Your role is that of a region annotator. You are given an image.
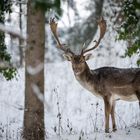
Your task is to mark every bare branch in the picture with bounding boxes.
[0,23,26,41]
[0,61,14,69]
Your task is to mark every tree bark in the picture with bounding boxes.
[24,0,45,139]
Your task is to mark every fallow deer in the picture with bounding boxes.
[50,17,140,133]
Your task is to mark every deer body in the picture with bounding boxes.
[74,65,139,102]
[74,65,140,132]
[50,17,140,133]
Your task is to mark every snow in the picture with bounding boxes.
[0,60,139,139]
[48,128,140,140]
[0,69,24,139]
[58,0,91,27]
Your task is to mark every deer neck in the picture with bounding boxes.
[74,63,102,98]
[74,63,94,87]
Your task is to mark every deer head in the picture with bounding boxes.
[50,17,106,75]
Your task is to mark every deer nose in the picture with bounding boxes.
[73,66,81,72]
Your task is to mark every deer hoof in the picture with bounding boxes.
[113,128,117,132]
[105,129,109,133]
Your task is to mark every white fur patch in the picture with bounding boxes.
[113,94,138,102]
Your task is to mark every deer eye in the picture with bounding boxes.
[79,59,84,63]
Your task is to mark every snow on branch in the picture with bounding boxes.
[0,61,14,69]
[11,0,27,4]
[32,83,51,111]
[32,84,44,103]
[0,23,26,41]
[26,63,44,75]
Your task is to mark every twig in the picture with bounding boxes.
[0,61,15,69]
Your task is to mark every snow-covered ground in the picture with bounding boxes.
[0,59,140,139]
[0,69,24,139]
[48,128,140,140]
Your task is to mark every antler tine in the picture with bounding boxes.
[82,17,106,54]
[50,18,72,53]
[50,18,65,51]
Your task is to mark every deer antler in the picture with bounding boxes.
[50,18,74,54]
[82,17,106,54]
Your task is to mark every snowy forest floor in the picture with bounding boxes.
[0,62,140,140]
[48,127,140,140]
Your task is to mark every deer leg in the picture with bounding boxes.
[111,101,117,132]
[104,96,111,133]
[136,91,140,108]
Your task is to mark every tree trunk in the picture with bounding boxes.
[24,0,45,139]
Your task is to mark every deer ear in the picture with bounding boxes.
[84,53,93,61]
[63,54,72,61]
